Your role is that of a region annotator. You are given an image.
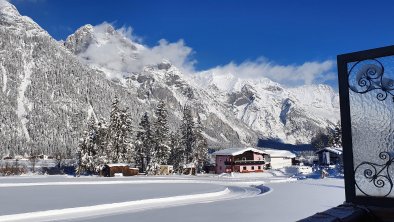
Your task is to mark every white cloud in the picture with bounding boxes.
[78,22,195,80]
[203,58,335,86]
[79,22,335,86]
[141,39,196,72]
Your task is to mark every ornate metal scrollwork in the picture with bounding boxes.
[348,59,394,102]
[355,151,394,197]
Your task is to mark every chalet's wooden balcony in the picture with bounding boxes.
[224,160,265,165]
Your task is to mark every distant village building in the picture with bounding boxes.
[101,164,139,177]
[315,147,343,165]
[182,163,196,175]
[212,147,269,174]
[263,149,296,169]
[159,165,174,175]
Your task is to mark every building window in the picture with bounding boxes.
[251,166,255,170]
[219,166,222,170]
[258,166,261,170]
[243,166,246,170]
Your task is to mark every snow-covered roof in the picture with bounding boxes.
[316,147,343,155]
[106,163,129,167]
[212,147,268,156]
[262,149,296,158]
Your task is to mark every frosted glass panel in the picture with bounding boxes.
[348,56,394,197]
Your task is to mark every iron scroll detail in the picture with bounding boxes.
[348,59,394,102]
[355,152,394,197]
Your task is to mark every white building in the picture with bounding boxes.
[263,149,296,169]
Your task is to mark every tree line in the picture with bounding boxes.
[76,97,209,175]
[310,121,342,150]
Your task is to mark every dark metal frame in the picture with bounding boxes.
[338,45,394,207]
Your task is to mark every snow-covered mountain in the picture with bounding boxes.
[64,23,339,145]
[0,0,147,156]
[192,72,339,144]
[63,22,261,145]
[0,0,339,157]
[0,0,260,157]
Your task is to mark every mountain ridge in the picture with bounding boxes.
[64,22,340,145]
[0,0,339,157]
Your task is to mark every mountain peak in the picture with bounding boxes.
[64,24,95,54]
[101,23,116,35]
[158,59,172,70]
[77,24,94,32]
[0,0,19,17]
[64,23,139,56]
[0,0,47,37]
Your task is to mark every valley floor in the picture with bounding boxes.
[0,173,344,222]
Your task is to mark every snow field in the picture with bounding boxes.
[0,176,269,222]
[0,188,234,221]
[74,177,345,222]
[0,175,344,222]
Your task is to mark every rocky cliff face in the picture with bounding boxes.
[188,71,339,144]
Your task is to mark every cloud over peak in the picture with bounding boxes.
[203,59,335,86]
[68,22,195,79]
[69,22,335,87]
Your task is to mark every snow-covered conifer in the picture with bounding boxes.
[134,112,154,173]
[107,97,121,163]
[153,100,170,166]
[118,108,133,163]
[193,114,208,172]
[168,131,185,173]
[331,121,342,148]
[180,105,195,164]
[107,97,133,163]
[95,118,109,166]
[76,118,99,175]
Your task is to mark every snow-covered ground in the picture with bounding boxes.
[0,173,344,222]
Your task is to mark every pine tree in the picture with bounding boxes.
[333,121,342,148]
[118,108,133,163]
[107,97,133,163]
[95,118,109,165]
[311,127,333,150]
[180,105,196,164]
[329,121,342,148]
[134,112,154,173]
[193,115,208,173]
[153,100,170,166]
[107,96,121,163]
[76,118,99,175]
[133,134,144,172]
[168,131,185,173]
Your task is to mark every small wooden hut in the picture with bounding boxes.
[159,165,173,175]
[101,164,139,177]
[182,163,196,175]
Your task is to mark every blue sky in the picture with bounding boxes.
[10,0,394,87]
